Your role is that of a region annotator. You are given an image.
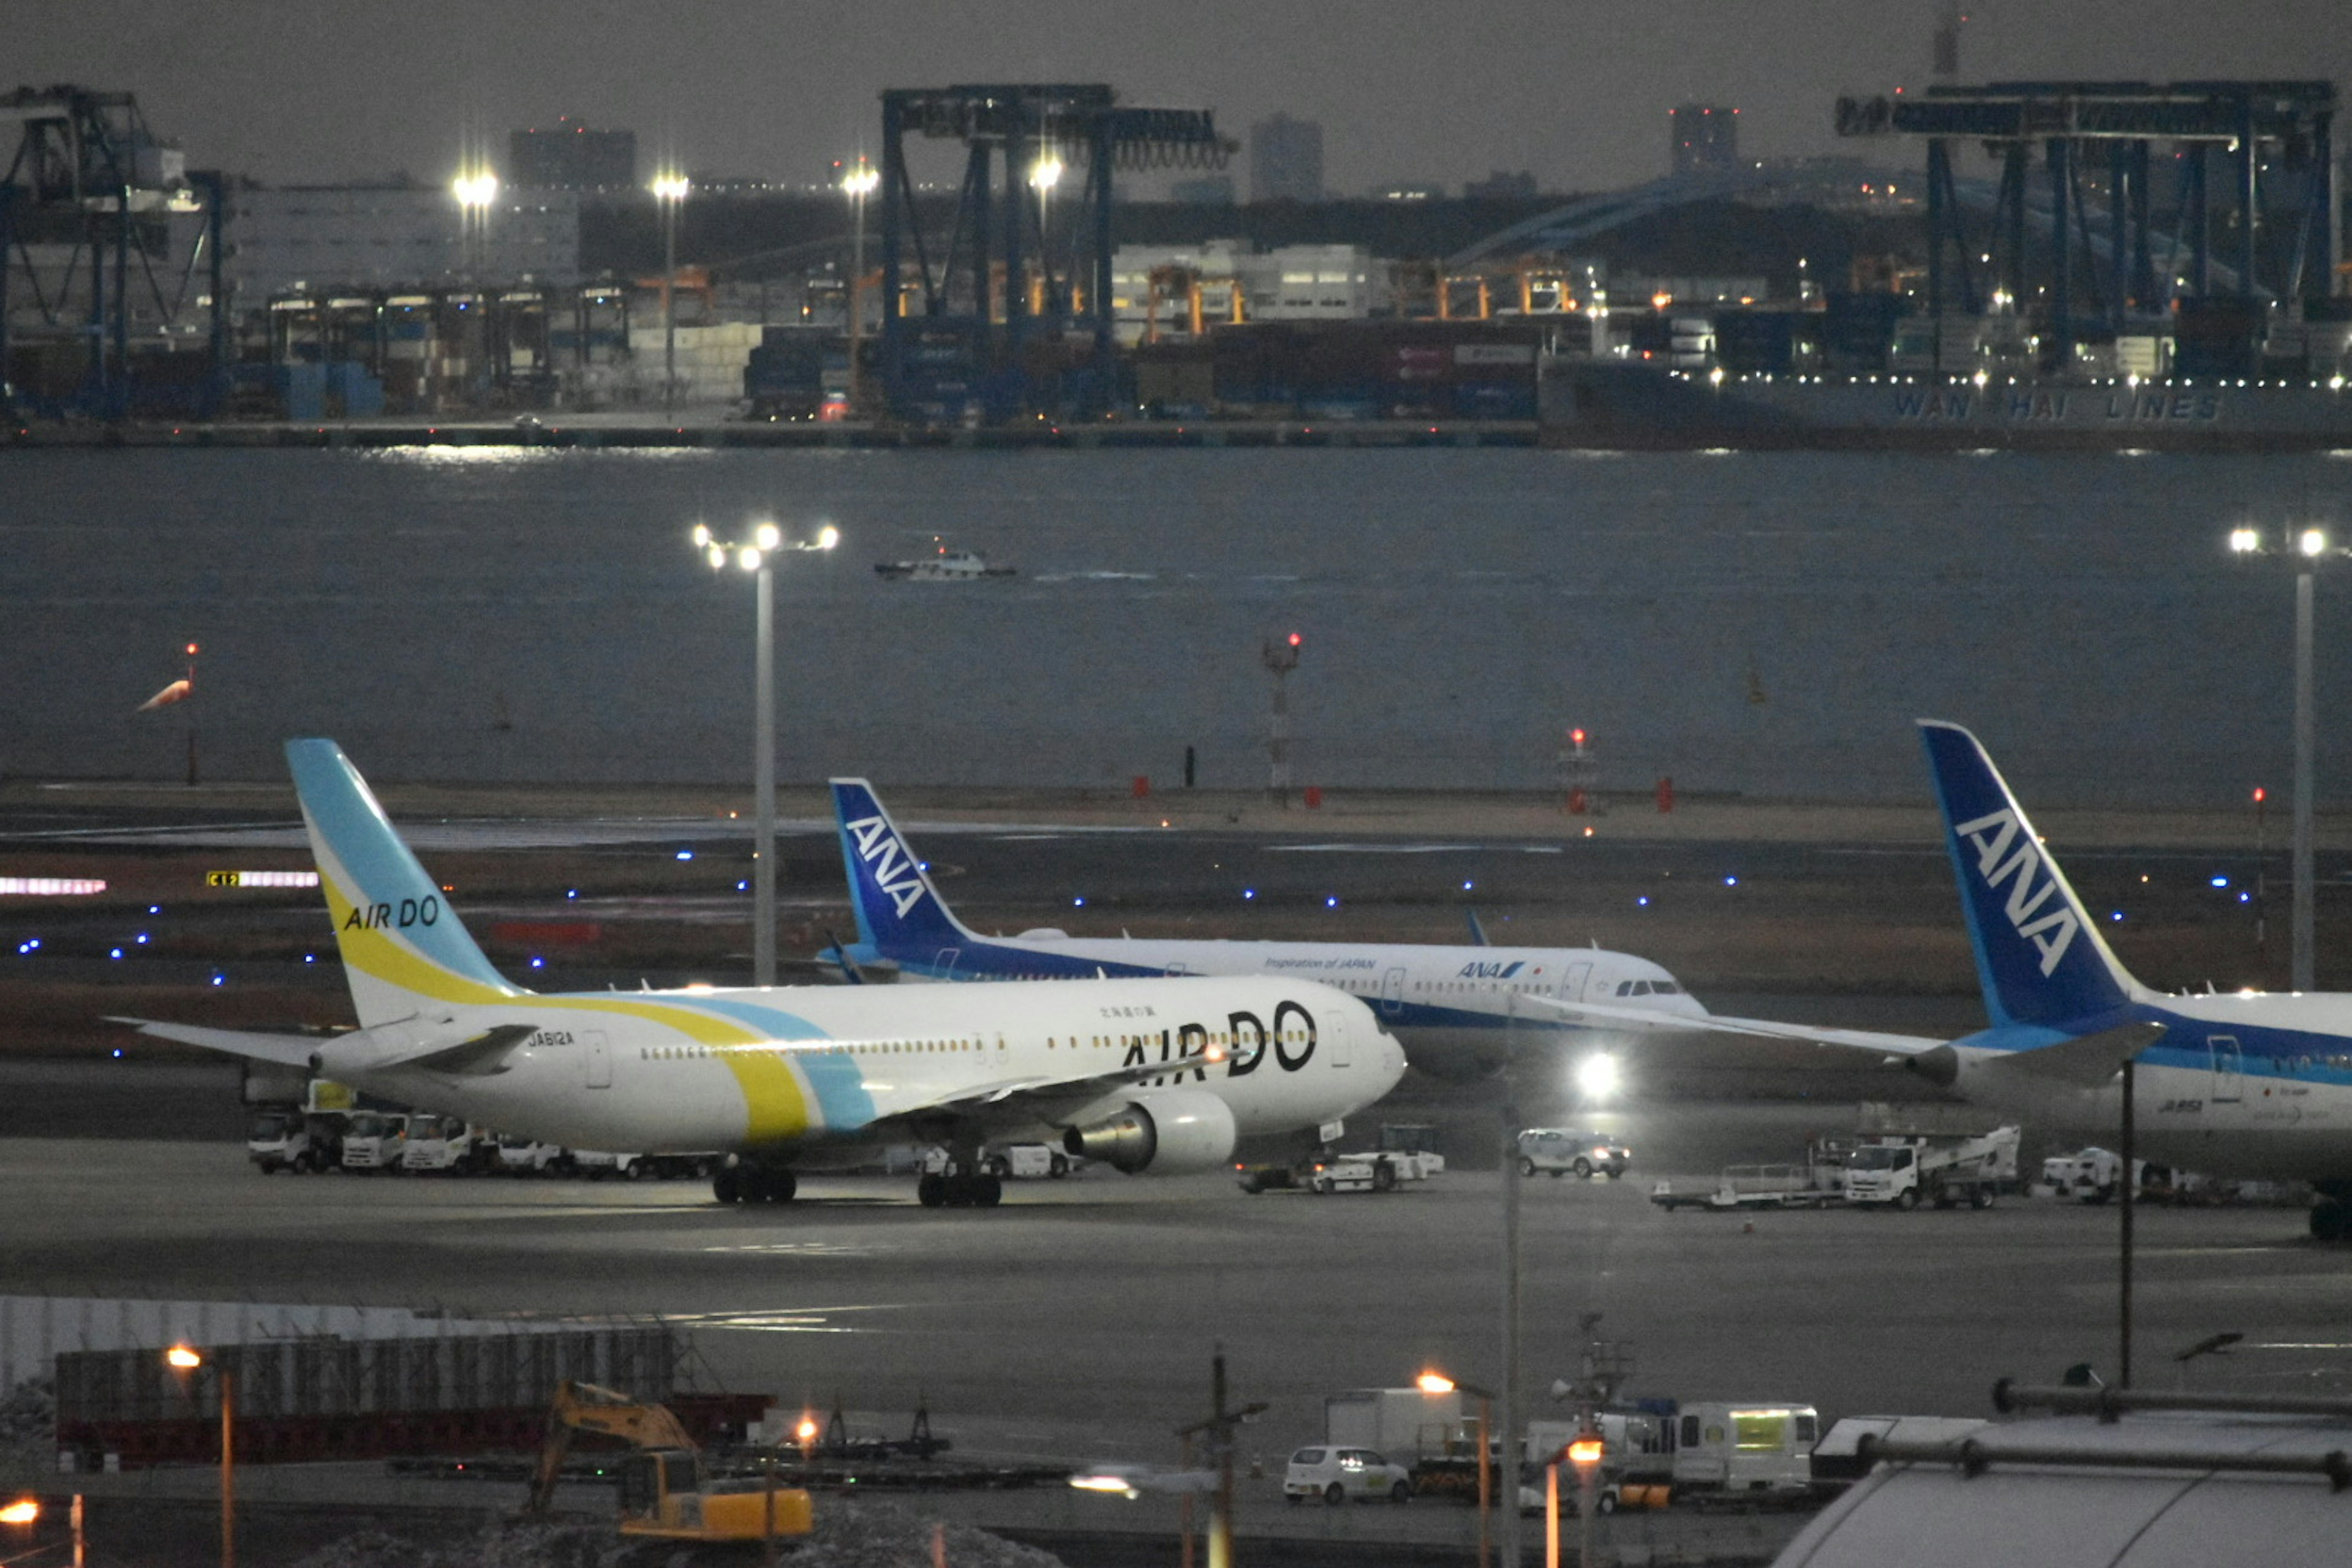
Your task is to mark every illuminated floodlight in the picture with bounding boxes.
[2229,527,2261,554]
[736,546,763,573]
[2299,527,2329,558]
[1415,1372,1457,1394]
[692,522,713,548]
[816,524,841,551]
[651,173,692,203]
[1069,1472,1140,1498]
[0,1500,36,1525]
[165,1343,204,1370]
[1575,1052,1620,1101]
[1567,1436,1605,1466]
[753,521,783,552]
[451,172,499,209]
[840,160,880,198]
[1030,156,1065,192]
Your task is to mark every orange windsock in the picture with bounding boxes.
[136,678,193,713]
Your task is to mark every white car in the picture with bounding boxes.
[1284,1446,1414,1505]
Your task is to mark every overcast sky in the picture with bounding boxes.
[18,1,2352,196]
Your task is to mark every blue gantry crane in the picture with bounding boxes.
[875,84,1228,424]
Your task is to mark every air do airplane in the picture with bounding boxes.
[827,780,1729,1081]
[116,741,1406,1211]
[1615,721,2352,1236]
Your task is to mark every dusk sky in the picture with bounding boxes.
[19,1,2352,197]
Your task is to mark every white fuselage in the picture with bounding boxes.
[320,975,1404,1164]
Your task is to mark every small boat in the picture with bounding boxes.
[874,546,1017,582]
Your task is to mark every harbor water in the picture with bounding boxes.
[5,444,2349,805]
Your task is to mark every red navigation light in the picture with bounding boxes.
[2253,786,2267,804]
[1287,632,1302,647]
[185,642,201,656]
[1570,728,1586,747]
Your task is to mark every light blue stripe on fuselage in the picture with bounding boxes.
[547,988,880,1130]
[1962,1003,2352,1090]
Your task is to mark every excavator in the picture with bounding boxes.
[528,1380,813,1545]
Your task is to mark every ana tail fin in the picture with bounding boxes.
[830,779,973,957]
[1917,720,2137,1028]
[285,739,522,1026]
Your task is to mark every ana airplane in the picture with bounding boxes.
[1613,720,2352,1235]
[116,741,1407,1211]
[826,779,1709,1080]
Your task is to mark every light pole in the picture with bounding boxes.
[2230,524,2338,991]
[652,174,691,414]
[1417,1372,1494,1568]
[165,1343,233,1568]
[840,159,879,411]
[451,170,498,277]
[1029,154,1065,317]
[1263,632,1302,805]
[693,519,839,986]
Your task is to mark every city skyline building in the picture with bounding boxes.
[508,118,636,190]
[1250,113,1324,203]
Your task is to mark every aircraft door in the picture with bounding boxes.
[1559,961,1591,1001]
[933,948,961,980]
[2209,1036,2244,1103]
[584,1031,611,1089]
[1381,968,1407,1017]
[1327,1009,1353,1068]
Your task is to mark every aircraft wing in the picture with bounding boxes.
[1512,993,1947,1055]
[107,1017,325,1068]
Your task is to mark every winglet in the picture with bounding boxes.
[1465,909,1491,947]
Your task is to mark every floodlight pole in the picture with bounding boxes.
[1498,992,1523,1568]
[754,557,777,986]
[2293,564,2315,992]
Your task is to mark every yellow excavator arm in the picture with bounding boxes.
[528,1380,700,1514]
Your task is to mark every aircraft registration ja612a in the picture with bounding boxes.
[118,741,1407,1211]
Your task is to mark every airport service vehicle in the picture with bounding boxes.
[1842,1126,2019,1211]
[496,1134,566,1175]
[116,741,1406,1214]
[824,780,1711,1079]
[529,1380,811,1545]
[246,1107,343,1173]
[1324,1387,1466,1462]
[1283,1447,1414,1505]
[1666,1403,1817,1499]
[400,1115,491,1174]
[568,1149,647,1180]
[1651,1162,1843,1212]
[979,1143,1072,1179]
[1607,720,2352,1240]
[339,1110,410,1172]
[1518,1127,1629,1178]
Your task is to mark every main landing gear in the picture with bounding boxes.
[917,1169,1003,1209]
[712,1161,797,1204]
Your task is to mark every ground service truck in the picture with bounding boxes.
[1842,1126,2019,1210]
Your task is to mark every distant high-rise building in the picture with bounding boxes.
[1251,114,1324,204]
[1670,104,1738,176]
[508,118,637,190]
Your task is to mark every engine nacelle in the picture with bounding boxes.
[1063,1091,1238,1175]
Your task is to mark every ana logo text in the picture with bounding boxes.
[843,815,928,920]
[1458,960,1525,979]
[342,895,439,932]
[1950,807,2079,977]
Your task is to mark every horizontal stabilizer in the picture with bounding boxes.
[393,1023,537,1076]
[1983,1020,2167,1087]
[106,1017,325,1068]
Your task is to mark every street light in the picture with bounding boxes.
[165,1343,234,1568]
[692,519,840,985]
[840,159,880,410]
[1416,1372,1495,1568]
[2229,524,2342,991]
[651,173,692,414]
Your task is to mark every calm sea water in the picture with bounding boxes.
[4,445,2348,805]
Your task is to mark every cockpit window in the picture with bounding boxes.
[1654,981,1680,995]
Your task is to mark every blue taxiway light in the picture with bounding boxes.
[1243,889,1256,900]
[2111,911,2125,922]
[675,850,695,861]
[209,973,225,986]
[1462,880,1475,891]
[530,957,545,969]
[1637,896,1650,907]
[2211,875,2231,888]
[148,905,160,915]
[109,948,123,960]
[737,881,748,892]
[1724,876,1739,887]
[1073,897,1087,907]
[1325,895,1340,908]
[566,889,578,900]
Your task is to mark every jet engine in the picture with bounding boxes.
[1063,1091,1238,1175]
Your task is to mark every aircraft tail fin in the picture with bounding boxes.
[1917,721,2138,1028]
[285,739,524,1027]
[829,779,973,957]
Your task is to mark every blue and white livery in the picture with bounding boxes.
[829,778,1710,1078]
[1701,721,2352,1230]
[116,742,1406,1209]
